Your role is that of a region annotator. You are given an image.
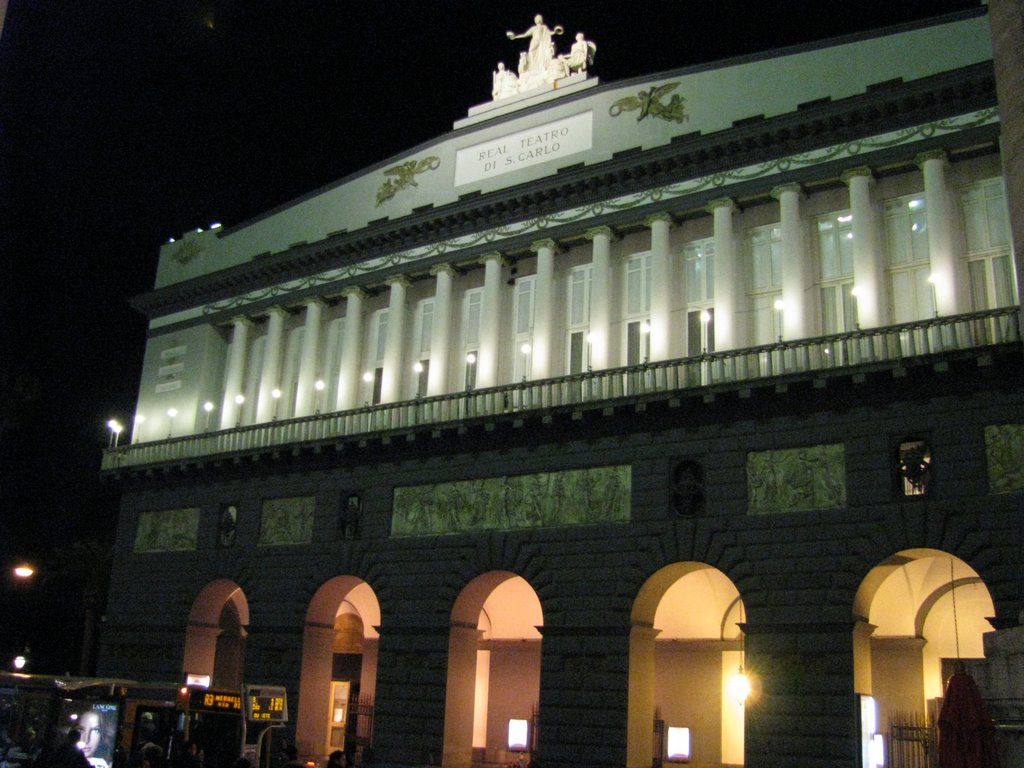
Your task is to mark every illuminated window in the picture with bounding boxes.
[897,439,932,497]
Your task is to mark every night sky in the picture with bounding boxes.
[0,0,980,672]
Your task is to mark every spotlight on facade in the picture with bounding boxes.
[234,394,245,405]
[413,362,424,373]
[466,352,477,365]
[362,371,374,383]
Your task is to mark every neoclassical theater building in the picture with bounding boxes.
[101,6,1024,768]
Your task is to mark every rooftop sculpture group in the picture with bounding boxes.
[493,14,596,100]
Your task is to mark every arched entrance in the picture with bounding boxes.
[442,572,543,768]
[853,549,995,760]
[182,579,250,690]
[296,576,381,763]
[629,563,746,768]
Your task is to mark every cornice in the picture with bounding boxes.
[131,61,996,321]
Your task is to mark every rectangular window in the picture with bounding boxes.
[625,253,652,317]
[566,265,592,374]
[684,238,715,304]
[816,212,856,334]
[748,225,782,344]
[884,195,931,321]
[749,225,782,292]
[463,288,482,348]
[961,178,1017,310]
[415,359,429,398]
[687,309,714,356]
[416,299,434,357]
[626,320,650,366]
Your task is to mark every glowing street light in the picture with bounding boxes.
[13,564,35,580]
[167,407,178,437]
[203,401,215,431]
[106,419,124,448]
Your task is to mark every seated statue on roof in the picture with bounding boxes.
[495,15,595,101]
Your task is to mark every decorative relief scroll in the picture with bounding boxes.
[392,465,631,537]
[746,444,846,515]
[259,496,315,546]
[134,507,200,553]
[609,82,689,123]
[985,424,1024,494]
[376,156,441,206]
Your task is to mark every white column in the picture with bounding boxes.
[646,213,673,361]
[708,198,739,350]
[381,275,410,403]
[843,167,886,328]
[256,306,288,423]
[918,150,960,316]
[586,226,615,370]
[772,183,809,340]
[427,264,455,396]
[531,239,556,379]
[220,316,253,429]
[336,287,366,410]
[293,298,325,417]
[477,252,506,388]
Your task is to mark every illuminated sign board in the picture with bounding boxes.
[244,685,289,723]
[189,689,243,715]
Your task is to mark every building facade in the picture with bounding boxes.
[101,7,1024,768]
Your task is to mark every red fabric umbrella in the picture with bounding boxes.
[938,670,1001,768]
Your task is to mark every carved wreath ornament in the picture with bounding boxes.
[609,82,689,123]
[376,155,442,206]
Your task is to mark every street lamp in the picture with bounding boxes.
[166,407,178,437]
[106,419,123,448]
[13,564,35,579]
[203,401,215,431]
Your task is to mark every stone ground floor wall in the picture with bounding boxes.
[99,350,1024,768]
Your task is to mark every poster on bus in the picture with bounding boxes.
[59,699,120,768]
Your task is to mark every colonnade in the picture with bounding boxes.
[213,153,968,432]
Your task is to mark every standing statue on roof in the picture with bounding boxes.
[506,14,564,74]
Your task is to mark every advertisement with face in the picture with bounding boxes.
[61,700,120,768]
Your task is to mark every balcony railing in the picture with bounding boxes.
[101,308,1022,471]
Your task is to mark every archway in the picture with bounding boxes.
[182,579,250,690]
[853,549,995,758]
[442,572,543,768]
[629,563,745,768]
[296,576,381,763]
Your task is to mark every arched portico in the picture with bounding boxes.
[443,572,543,768]
[182,579,250,690]
[296,576,381,762]
[629,563,746,768]
[853,548,995,758]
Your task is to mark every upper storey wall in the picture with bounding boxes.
[152,13,992,292]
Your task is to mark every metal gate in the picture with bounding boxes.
[889,712,936,768]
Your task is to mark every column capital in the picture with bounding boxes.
[385,274,412,289]
[705,197,736,214]
[229,315,255,328]
[302,296,327,310]
[643,212,673,228]
[915,148,948,168]
[585,225,618,242]
[770,182,803,201]
[841,166,874,185]
[530,238,559,254]
[341,285,368,300]
[478,251,507,267]
[265,305,289,319]
[429,262,457,278]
